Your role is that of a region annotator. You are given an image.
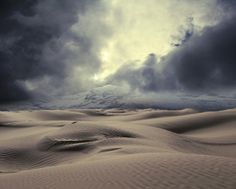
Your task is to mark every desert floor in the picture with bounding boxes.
[0,108,235,189]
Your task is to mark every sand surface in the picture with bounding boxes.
[0,108,236,189]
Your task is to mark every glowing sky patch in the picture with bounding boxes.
[74,0,221,81]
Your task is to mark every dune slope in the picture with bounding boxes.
[0,108,235,189]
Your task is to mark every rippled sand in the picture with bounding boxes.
[0,108,236,189]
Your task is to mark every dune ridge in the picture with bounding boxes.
[0,108,235,189]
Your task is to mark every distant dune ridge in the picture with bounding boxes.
[0,108,236,189]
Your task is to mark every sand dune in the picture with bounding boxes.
[0,108,236,189]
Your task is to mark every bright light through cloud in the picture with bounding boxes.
[90,0,221,81]
[69,0,222,83]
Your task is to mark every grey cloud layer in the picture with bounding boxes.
[0,0,100,103]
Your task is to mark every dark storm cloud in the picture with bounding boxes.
[0,0,97,103]
[110,5,236,94]
[218,0,236,9]
[165,15,236,91]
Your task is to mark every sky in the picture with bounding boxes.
[0,0,236,110]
